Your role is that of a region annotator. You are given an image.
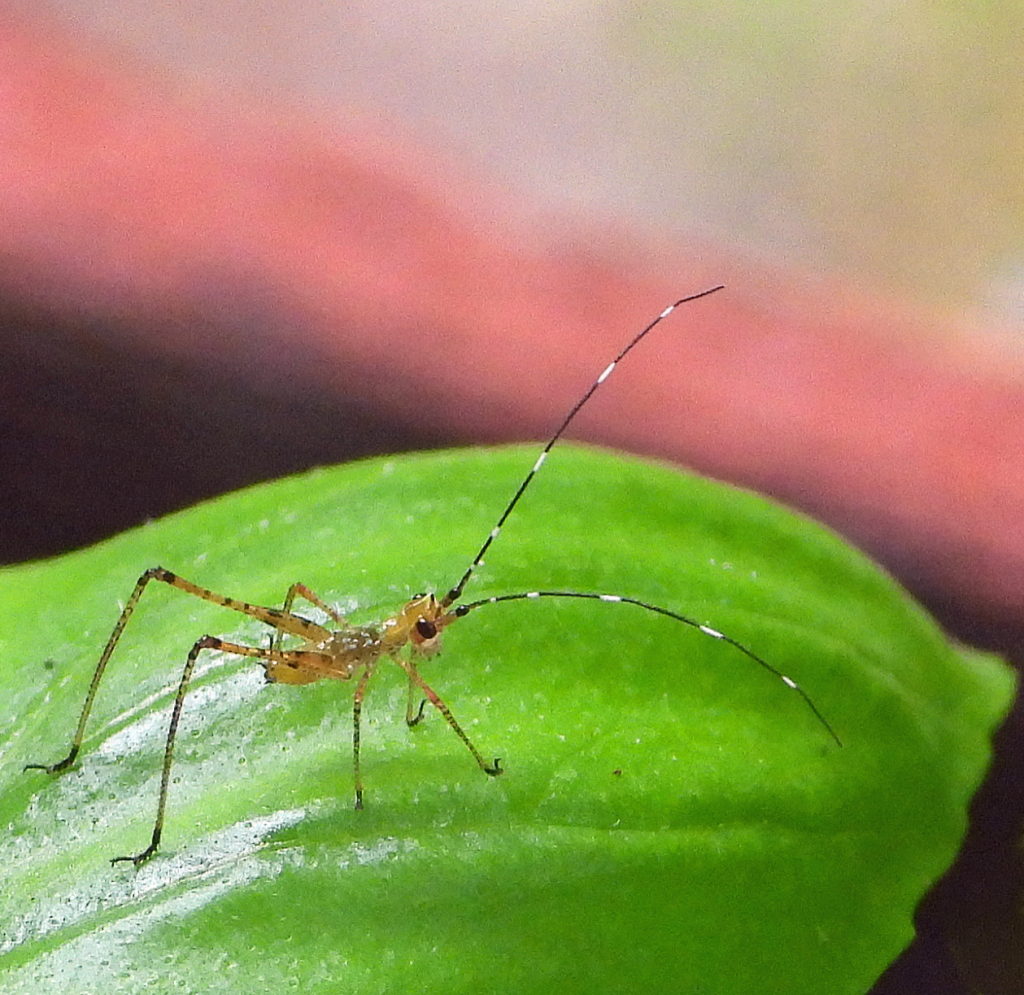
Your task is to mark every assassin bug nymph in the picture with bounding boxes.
[25,285,841,867]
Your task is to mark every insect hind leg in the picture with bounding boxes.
[25,566,174,776]
[110,633,222,867]
[110,634,342,866]
[24,567,333,780]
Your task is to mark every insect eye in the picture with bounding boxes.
[415,618,437,640]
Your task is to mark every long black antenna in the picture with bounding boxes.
[454,591,843,747]
[441,285,724,607]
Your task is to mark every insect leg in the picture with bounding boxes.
[25,567,164,775]
[25,567,332,777]
[352,664,374,810]
[405,679,427,727]
[395,657,502,777]
[271,582,347,655]
[110,633,215,866]
[111,636,338,866]
[279,583,347,623]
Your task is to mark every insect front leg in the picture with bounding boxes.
[405,677,427,727]
[395,656,502,778]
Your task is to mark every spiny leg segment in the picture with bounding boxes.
[270,582,348,654]
[351,665,374,810]
[398,657,503,775]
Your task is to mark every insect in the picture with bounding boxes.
[24,285,841,867]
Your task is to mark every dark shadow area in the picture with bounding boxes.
[0,301,445,564]
[870,608,1024,995]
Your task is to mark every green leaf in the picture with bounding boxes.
[0,446,1014,994]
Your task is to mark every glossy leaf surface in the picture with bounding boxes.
[0,447,1014,994]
